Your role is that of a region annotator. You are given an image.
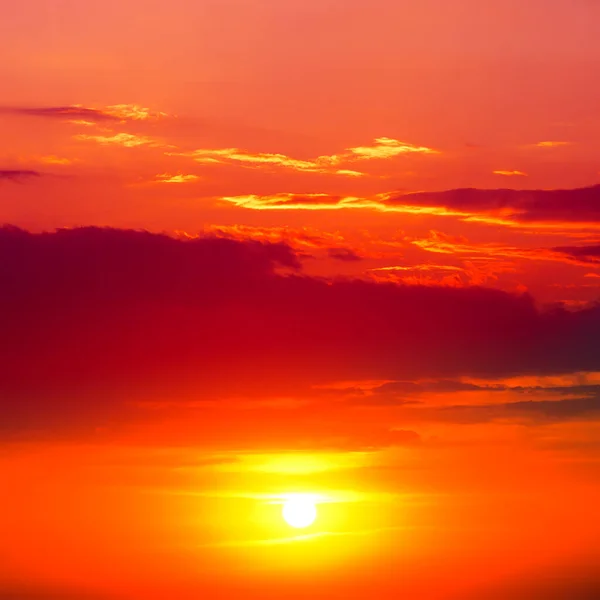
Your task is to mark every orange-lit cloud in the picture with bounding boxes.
[493,170,527,177]
[220,193,386,211]
[189,148,332,171]
[535,141,573,148]
[323,137,440,163]
[371,264,464,272]
[224,195,455,220]
[103,104,168,121]
[409,230,600,268]
[39,155,73,165]
[170,137,437,177]
[221,186,600,228]
[205,224,369,260]
[206,224,345,247]
[369,263,466,287]
[154,173,200,183]
[409,230,545,261]
[74,132,162,148]
[2,103,167,123]
[66,119,97,126]
[219,192,498,223]
[334,169,366,177]
[169,148,366,176]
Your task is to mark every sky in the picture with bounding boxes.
[2,1,600,599]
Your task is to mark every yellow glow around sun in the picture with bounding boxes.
[282,494,318,529]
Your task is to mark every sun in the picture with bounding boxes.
[282,494,318,529]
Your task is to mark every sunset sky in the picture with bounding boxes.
[2,1,600,599]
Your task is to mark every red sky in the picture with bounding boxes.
[2,1,600,599]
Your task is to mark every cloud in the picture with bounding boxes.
[1,105,118,122]
[348,377,600,407]
[3,227,600,440]
[535,141,573,148]
[327,248,364,262]
[326,137,440,161]
[338,380,492,406]
[369,263,471,287]
[409,231,525,258]
[154,173,200,183]
[385,185,600,226]
[221,185,600,227]
[205,224,369,260]
[169,148,366,176]
[552,245,600,265]
[73,132,162,148]
[67,119,97,126]
[170,137,437,177]
[220,193,383,211]
[39,156,73,166]
[0,169,41,182]
[102,104,168,121]
[434,394,600,424]
[407,230,600,269]
[493,170,527,177]
[1,104,166,123]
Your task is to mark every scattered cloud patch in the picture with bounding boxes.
[408,230,600,268]
[155,173,200,183]
[220,193,377,211]
[170,137,437,177]
[222,186,600,228]
[327,248,364,262]
[552,245,600,265]
[0,169,41,182]
[103,104,168,121]
[370,263,467,287]
[338,137,439,160]
[206,224,368,259]
[169,147,366,176]
[39,155,73,166]
[438,395,600,424]
[74,132,163,148]
[67,119,97,127]
[2,103,167,124]
[493,170,527,177]
[535,141,573,148]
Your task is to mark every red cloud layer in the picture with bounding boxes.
[2,227,600,439]
[223,185,600,227]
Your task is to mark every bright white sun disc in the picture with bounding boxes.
[282,496,318,529]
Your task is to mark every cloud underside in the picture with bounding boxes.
[0,169,41,181]
[1,104,164,122]
[2,227,600,438]
[222,185,600,226]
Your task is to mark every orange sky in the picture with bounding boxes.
[2,1,600,599]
